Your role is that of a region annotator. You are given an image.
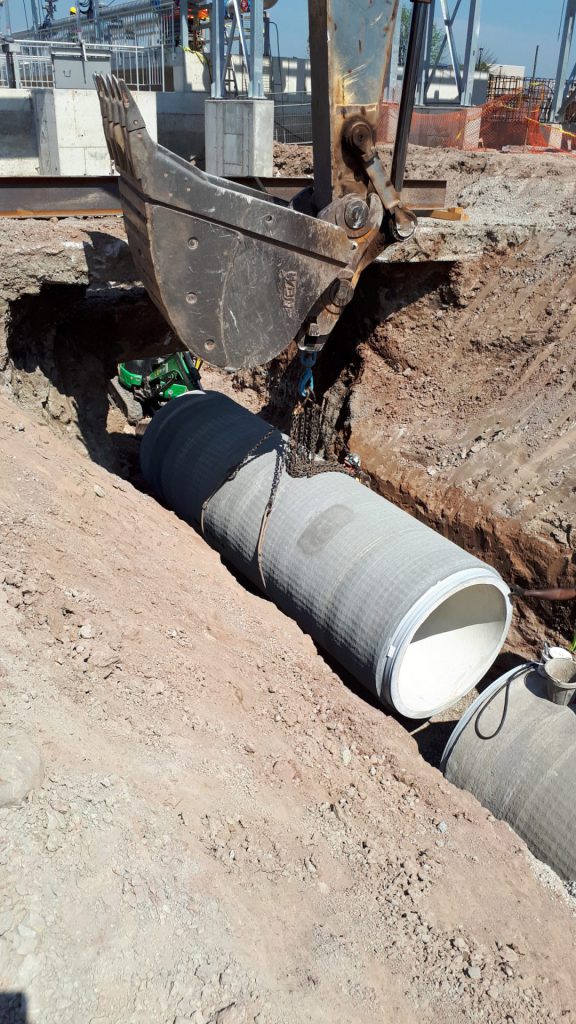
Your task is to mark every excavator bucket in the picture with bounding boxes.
[94,75,356,370]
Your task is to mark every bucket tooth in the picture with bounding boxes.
[97,79,355,370]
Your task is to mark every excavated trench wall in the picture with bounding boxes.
[0,216,574,652]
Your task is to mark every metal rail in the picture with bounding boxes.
[0,175,447,219]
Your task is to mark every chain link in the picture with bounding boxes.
[285,398,350,479]
[199,359,355,591]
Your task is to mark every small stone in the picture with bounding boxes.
[504,946,519,964]
[341,746,352,766]
[79,623,94,640]
[49,797,69,814]
[436,820,448,834]
[93,484,106,498]
[14,423,25,432]
[467,966,482,981]
[4,571,23,588]
[88,643,118,669]
[14,924,39,957]
[0,730,44,807]
[0,910,14,935]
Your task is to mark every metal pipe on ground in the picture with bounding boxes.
[442,664,576,881]
[140,392,512,719]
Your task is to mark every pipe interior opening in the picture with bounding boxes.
[393,583,509,719]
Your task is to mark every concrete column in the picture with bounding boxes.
[205,97,274,176]
[172,48,209,93]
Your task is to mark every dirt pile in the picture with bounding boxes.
[1,390,576,1024]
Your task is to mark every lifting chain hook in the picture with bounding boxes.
[298,350,318,400]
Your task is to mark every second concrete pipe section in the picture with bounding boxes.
[140,392,512,718]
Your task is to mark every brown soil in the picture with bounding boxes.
[1,382,576,1024]
[0,145,575,1022]
[254,146,576,654]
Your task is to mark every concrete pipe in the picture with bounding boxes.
[141,392,512,719]
[442,664,576,880]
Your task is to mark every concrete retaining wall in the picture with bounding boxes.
[32,89,158,175]
[0,87,207,175]
[0,91,39,174]
[157,91,206,162]
[205,98,274,176]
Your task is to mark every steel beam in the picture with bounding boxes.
[248,0,265,98]
[421,0,482,106]
[0,174,447,218]
[552,0,576,121]
[461,0,481,106]
[210,0,225,97]
[419,0,436,104]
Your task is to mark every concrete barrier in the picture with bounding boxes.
[0,91,39,174]
[0,87,205,176]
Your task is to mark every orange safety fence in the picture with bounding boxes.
[377,92,576,155]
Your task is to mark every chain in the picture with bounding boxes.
[285,397,348,479]
[200,353,358,591]
[200,427,277,535]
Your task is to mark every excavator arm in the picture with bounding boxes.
[96,0,430,371]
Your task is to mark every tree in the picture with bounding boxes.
[475,47,498,73]
[399,4,443,66]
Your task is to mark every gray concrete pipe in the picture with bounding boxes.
[140,391,512,719]
[442,665,576,880]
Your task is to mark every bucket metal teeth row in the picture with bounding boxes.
[94,73,145,180]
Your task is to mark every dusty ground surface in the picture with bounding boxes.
[0,146,575,1022]
[1,388,576,1024]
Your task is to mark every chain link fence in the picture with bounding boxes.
[271,92,312,145]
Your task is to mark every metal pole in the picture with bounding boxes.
[93,0,101,42]
[180,0,189,51]
[211,0,224,97]
[461,0,482,105]
[531,43,539,81]
[29,0,40,34]
[248,0,264,98]
[420,0,436,105]
[391,0,431,192]
[438,0,463,101]
[552,0,576,121]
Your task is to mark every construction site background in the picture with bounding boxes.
[378,89,576,156]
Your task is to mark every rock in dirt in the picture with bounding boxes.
[0,730,44,807]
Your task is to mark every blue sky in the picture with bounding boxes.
[270,0,567,78]
[4,0,570,78]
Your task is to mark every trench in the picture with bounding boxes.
[1,271,572,765]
